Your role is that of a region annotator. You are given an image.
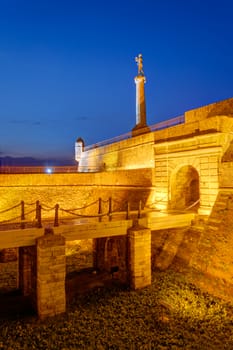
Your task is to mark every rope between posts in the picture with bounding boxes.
[24,208,36,217]
[24,201,37,206]
[0,202,21,214]
[0,214,22,224]
[41,206,56,212]
[59,208,109,218]
[66,200,99,211]
[41,203,56,210]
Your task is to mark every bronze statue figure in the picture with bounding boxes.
[135,53,144,76]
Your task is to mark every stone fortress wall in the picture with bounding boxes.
[78,98,233,216]
[0,169,153,222]
[78,97,233,173]
[76,97,233,302]
[1,97,233,304]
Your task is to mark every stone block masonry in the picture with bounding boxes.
[0,260,18,292]
[127,221,151,289]
[36,229,66,319]
[185,97,233,123]
[0,248,18,292]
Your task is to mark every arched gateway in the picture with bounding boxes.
[170,165,199,211]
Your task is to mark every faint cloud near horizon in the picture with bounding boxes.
[7,119,42,126]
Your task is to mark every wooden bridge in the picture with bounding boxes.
[0,198,195,319]
[0,210,195,249]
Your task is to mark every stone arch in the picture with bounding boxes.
[170,165,200,211]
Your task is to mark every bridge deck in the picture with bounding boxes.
[0,212,195,249]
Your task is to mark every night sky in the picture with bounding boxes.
[0,0,232,161]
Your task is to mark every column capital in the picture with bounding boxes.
[134,75,146,84]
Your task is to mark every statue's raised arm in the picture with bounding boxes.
[135,53,144,76]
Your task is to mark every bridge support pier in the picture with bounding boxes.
[127,221,151,289]
[36,228,66,319]
[19,246,36,303]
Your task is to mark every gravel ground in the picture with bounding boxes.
[0,269,233,349]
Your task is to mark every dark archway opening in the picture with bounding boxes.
[170,166,199,211]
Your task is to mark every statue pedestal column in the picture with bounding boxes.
[132,73,150,136]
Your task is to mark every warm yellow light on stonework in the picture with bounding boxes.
[146,191,168,211]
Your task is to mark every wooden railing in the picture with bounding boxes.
[0,196,198,231]
[0,198,146,230]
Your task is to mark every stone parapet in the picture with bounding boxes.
[185,97,233,123]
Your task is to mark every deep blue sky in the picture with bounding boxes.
[0,0,232,161]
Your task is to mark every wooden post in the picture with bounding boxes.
[108,197,112,221]
[98,198,102,222]
[126,202,130,220]
[21,200,25,229]
[37,205,42,228]
[35,200,40,220]
[54,204,59,227]
[138,200,142,219]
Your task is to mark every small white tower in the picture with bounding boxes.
[75,137,84,164]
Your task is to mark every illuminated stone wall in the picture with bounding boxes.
[150,188,233,302]
[0,169,153,222]
[79,132,155,171]
[79,98,233,175]
[0,248,18,291]
[151,228,188,271]
[0,260,18,291]
[185,97,233,123]
[78,99,233,216]
[153,141,222,215]
[188,189,233,301]
[219,162,233,186]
